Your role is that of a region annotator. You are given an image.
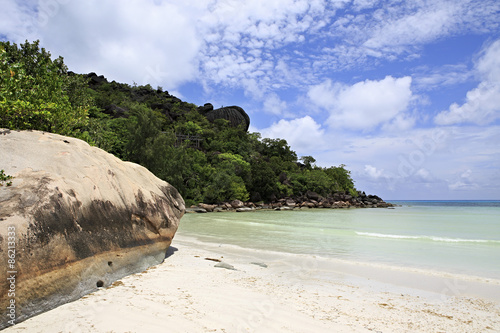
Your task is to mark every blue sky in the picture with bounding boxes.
[2,0,500,200]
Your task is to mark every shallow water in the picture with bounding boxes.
[178,201,500,280]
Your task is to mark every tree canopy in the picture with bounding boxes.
[0,41,91,137]
[0,40,358,206]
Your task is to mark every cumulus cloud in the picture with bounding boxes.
[435,39,500,125]
[3,0,202,89]
[308,76,413,131]
[315,125,499,199]
[259,116,325,154]
[364,165,384,179]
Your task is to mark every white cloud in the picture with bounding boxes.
[364,165,384,179]
[3,0,499,107]
[435,39,500,125]
[308,76,413,131]
[324,0,500,70]
[363,3,459,50]
[4,1,202,89]
[414,168,435,183]
[259,116,325,154]
[448,169,480,191]
[0,0,38,42]
[477,39,500,81]
[381,113,416,132]
[435,83,500,125]
[196,0,331,96]
[307,79,340,109]
[263,93,288,116]
[413,64,471,91]
[314,125,500,199]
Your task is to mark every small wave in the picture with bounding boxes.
[355,232,499,244]
[356,232,420,240]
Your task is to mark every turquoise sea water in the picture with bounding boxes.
[178,201,500,279]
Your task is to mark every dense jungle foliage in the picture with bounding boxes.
[0,41,358,206]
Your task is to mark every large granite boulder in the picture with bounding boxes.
[0,129,185,328]
[202,105,250,131]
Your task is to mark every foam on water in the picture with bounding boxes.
[355,231,500,244]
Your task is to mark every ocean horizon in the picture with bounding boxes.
[388,200,500,207]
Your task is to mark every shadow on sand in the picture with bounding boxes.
[165,246,178,259]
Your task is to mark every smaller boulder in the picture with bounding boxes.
[306,190,320,201]
[231,200,244,209]
[305,202,316,208]
[186,207,208,213]
[199,203,217,212]
[275,206,293,211]
[236,207,254,212]
[321,201,332,208]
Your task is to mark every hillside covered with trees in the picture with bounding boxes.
[1,40,362,206]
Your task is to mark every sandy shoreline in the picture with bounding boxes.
[4,234,500,332]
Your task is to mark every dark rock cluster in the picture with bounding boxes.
[86,72,108,86]
[186,192,393,213]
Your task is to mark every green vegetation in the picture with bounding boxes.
[0,170,13,186]
[0,41,91,138]
[0,40,358,206]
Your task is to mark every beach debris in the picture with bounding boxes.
[251,262,268,268]
[214,262,237,270]
[378,303,394,309]
[205,258,222,262]
[109,281,125,289]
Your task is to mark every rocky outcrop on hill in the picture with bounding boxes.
[83,72,194,122]
[199,104,250,131]
[85,72,108,86]
[0,129,185,328]
[82,73,252,133]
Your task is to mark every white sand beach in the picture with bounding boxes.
[4,234,500,333]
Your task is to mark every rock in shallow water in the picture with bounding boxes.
[0,129,185,328]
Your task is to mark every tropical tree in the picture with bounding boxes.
[0,40,89,136]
